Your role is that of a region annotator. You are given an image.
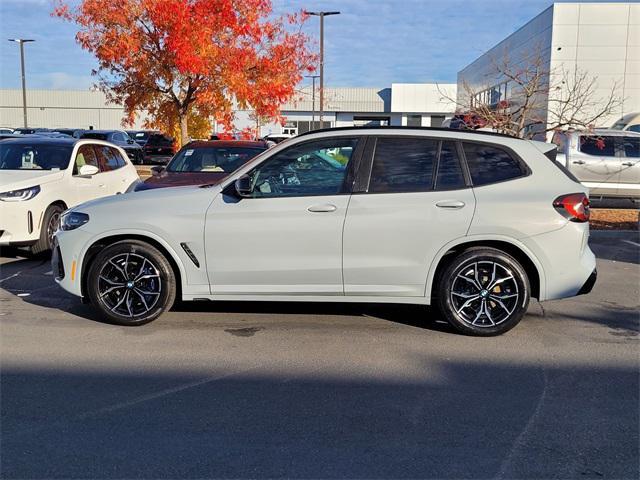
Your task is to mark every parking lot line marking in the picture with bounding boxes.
[0,272,21,284]
[622,239,640,247]
[44,270,53,276]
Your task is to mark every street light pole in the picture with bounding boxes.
[8,38,35,128]
[305,74,319,130]
[306,11,339,128]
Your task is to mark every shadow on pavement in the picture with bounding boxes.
[1,361,637,479]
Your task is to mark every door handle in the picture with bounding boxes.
[572,160,586,165]
[622,162,635,167]
[436,200,465,209]
[308,204,337,213]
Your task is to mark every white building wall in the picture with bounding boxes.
[0,89,148,129]
[457,2,639,132]
[550,2,640,124]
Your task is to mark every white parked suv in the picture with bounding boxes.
[53,127,597,336]
[0,136,139,253]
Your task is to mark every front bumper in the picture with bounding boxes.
[52,228,93,298]
[0,200,43,245]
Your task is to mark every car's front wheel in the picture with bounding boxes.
[86,240,176,325]
[437,248,530,336]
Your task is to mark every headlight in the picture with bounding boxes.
[60,212,90,231]
[0,185,40,202]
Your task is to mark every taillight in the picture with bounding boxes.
[553,193,590,222]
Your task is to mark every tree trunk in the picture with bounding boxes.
[179,112,189,146]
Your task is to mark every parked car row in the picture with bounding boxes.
[46,126,597,336]
[0,127,177,165]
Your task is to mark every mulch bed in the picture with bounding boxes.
[590,209,639,231]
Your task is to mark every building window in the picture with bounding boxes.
[431,115,445,127]
[407,115,422,127]
[353,116,390,127]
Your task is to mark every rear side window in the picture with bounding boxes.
[435,141,466,190]
[579,136,616,156]
[369,137,438,193]
[93,145,125,171]
[462,142,527,186]
[621,136,640,158]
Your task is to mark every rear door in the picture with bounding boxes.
[342,136,476,297]
[570,135,621,196]
[94,144,134,194]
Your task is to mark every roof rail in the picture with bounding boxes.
[296,125,519,139]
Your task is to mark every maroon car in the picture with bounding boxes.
[135,140,267,191]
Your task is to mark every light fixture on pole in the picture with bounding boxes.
[305,74,319,130]
[306,11,340,128]
[8,38,35,128]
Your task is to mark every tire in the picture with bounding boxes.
[86,240,176,326]
[437,247,530,336]
[31,204,64,255]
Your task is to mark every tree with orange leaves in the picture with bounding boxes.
[54,0,316,145]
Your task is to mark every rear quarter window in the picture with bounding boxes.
[462,142,527,186]
[621,136,640,158]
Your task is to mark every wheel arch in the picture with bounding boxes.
[79,232,185,301]
[426,236,545,303]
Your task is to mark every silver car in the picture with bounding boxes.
[551,129,640,199]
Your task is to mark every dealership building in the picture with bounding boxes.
[457,2,639,135]
[0,83,457,136]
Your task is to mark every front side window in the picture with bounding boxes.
[168,146,264,173]
[0,144,72,170]
[369,137,438,193]
[74,144,99,174]
[579,136,616,157]
[248,138,357,198]
[463,142,527,186]
[627,125,640,133]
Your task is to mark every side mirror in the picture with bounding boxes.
[150,166,165,177]
[127,139,134,144]
[234,174,253,196]
[78,164,99,176]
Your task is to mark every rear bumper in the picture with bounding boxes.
[577,268,597,295]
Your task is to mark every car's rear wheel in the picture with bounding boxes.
[437,248,530,336]
[31,204,64,255]
[86,240,176,325]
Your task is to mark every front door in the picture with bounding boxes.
[205,136,362,296]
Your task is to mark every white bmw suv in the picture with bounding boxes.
[53,127,596,336]
[0,136,139,253]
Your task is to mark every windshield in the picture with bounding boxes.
[0,143,73,170]
[167,146,265,173]
[81,132,108,140]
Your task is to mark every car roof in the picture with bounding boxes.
[183,140,267,149]
[296,125,518,140]
[0,136,79,146]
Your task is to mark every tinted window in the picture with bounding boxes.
[463,142,526,186]
[369,137,437,193]
[627,125,640,133]
[579,136,616,156]
[74,144,99,174]
[0,143,72,170]
[107,146,126,169]
[621,136,640,158]
[168,146,265,173]
[436,141,466,190]
[81,132,109,141]
[249,138,357,198]
[93,145,122,172]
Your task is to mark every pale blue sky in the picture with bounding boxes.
[0,0,623,90]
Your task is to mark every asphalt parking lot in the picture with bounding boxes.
[1,231,638,479]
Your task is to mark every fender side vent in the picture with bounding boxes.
[180,242,200,268]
